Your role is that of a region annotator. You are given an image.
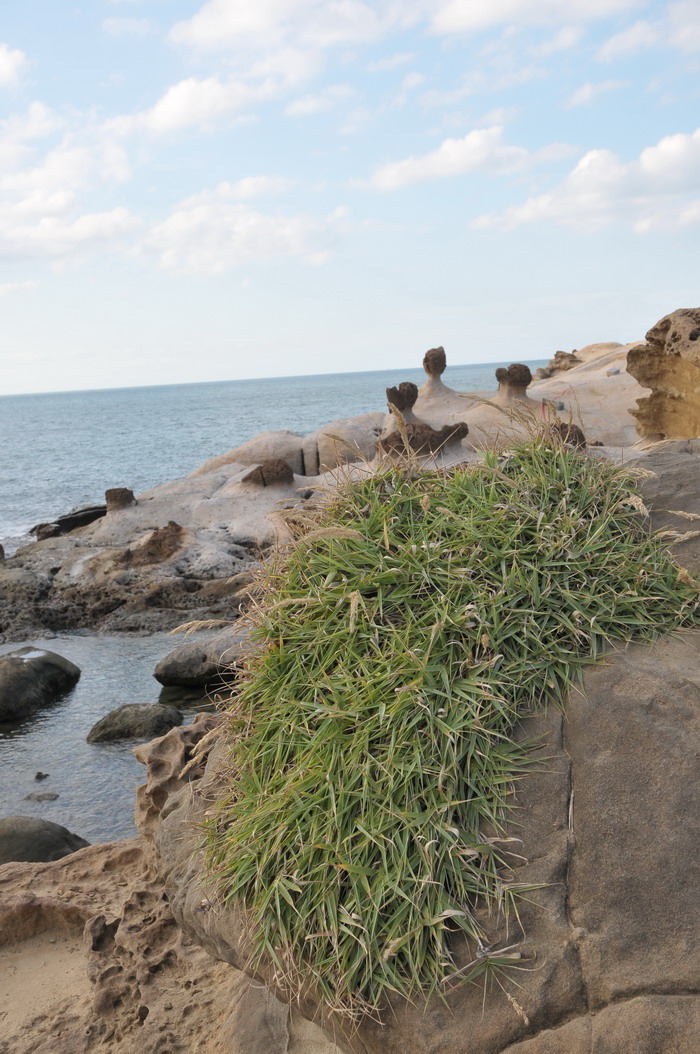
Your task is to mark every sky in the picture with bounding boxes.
[1,0,699,395]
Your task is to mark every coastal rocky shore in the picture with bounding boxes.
[3,307,700,1053]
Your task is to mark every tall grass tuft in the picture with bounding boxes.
[206,436,699,1018]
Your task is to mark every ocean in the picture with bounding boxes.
[0,360,545,842]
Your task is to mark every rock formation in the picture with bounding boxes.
[0,815,89,865]
[0,647,80,722]
[626,307,700,439]
[154,625,255,688]
[533,349,583,380]
[86,703,183,743]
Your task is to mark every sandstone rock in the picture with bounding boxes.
[638,439,700,574]
[418,346,458,402]
[0,815,89,865]
[87,703,183,744]
[303,412,386,476]
[533,349,582,380]
[378,420,469,457]
[105,487,136,511]
[0,647,80,722]
[189,431,305,477]
[149,621,700,1054]
[386,381,419,417]
[240,459,294,487]
[154,626,255,688]
[626,307,700,439]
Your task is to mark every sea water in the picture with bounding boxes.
[0,361,545,841]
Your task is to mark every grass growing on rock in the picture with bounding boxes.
[206,437,699,1018]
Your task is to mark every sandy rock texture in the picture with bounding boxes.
[627,307,700,439]
[0,452,309,641]
[0,714,340,1054]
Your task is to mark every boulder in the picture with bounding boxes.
[0,815,89,865]
[627,307,700,439]
[154,627,256,689]
[0,647,80,722]
[87,703,183,743]
[378,420,469,457]
[30,503,106,538]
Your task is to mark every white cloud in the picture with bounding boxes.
[431,0,640,35]
[367,51,414,71]
[0,205,139,260]
[566,80,625,107]
[144,183,339,272]
[0,279,38,296]
[286,83,355,116]
[169,0,402,52]
[596,20,659,61]
[667,0,700,53]
[0,43,27,86]
[102,17,153,37]
[532,25,583,56]
[473,127,700,232]
[110,76,276,135]
[368,126,539,189]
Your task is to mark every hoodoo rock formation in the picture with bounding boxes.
[627,307,700,439]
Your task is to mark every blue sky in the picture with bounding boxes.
[1,0,699,394]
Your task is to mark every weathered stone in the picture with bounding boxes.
[627,307,700,439]
[533,350,582,380]
[423,346,446,377]
[0,647,80,722]
[154,627,255,688]
[87,703,183,744]
[385,382,419,416]
[240,459,294,487]
[379,421,469,457]
[105,487,136,511]
[0,815,89,865]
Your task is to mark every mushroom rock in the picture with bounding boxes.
[626,307,700,440]
[419,346,454,397]
[492,363,537,405]
[386,381,419,419]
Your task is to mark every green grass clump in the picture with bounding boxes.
[207,437,698,1018]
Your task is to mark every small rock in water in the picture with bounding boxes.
[35,771,50,780]
[25,791,59,801]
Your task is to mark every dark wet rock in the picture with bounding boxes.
[0,815,89,864]
[87,703,183,744]
[154,627,256,689]
[24,791,59,802]
[30,503,106,539]
[0,647,80,722]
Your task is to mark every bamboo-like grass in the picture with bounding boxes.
[206,436,699,1018]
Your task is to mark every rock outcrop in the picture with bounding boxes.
[0,815,89,864]
[86,703,183,744]
[0,647,80,722]
[533,349,583,379]
[154,626,255,688]
[626,307,700,439]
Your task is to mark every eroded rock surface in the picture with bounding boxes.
[627,307,700,439]
[86,703,183,744]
